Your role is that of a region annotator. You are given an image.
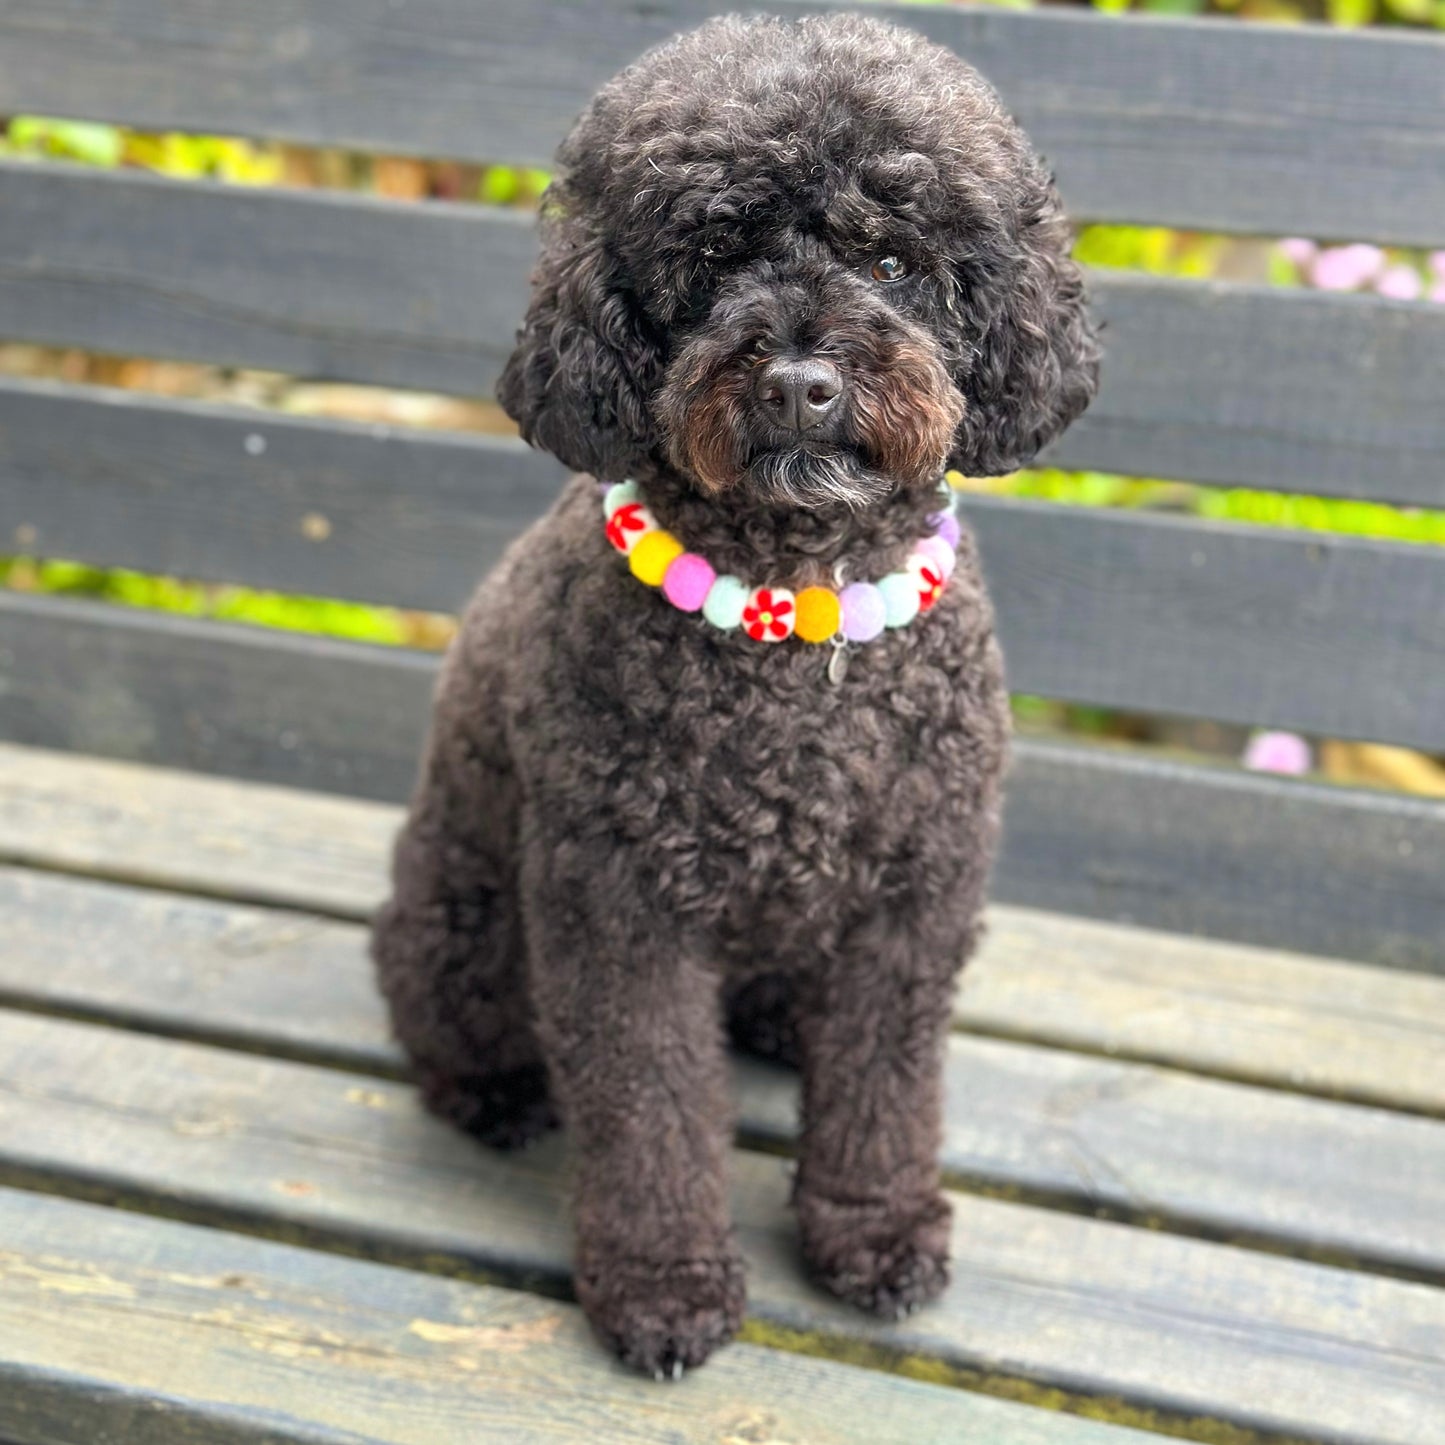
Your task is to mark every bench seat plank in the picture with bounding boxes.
[4,607,1445,972]
[0,1189,1137,1445]
[3,865,1442,1275]
[6,168,1445,504]
[3,740,1443,1109]
[0,1010,1441,1443]
[961,910,1445,1116]
[1,2,1442,246]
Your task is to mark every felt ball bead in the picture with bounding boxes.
[909,552,947,611]
[931,511,962,550]
[603,479,639,516]
[916,534,957,580]
[702,574,749,630]
[629,529,684,586]
[606,501,657,554]
[879,572,921,629]
[838,582,887,643]
[794,586,842,644]
[743,586,795,642]
[662,552,716,612]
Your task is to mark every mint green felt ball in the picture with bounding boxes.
[879,571,920,628]
[702,574,749,630]
[603,479,639,515]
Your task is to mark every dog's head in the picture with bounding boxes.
[498,14,1099,510]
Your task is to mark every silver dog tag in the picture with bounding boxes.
[827,640,849,686]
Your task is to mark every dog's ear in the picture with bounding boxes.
[948,168,1100,478]
[497,211,664,481]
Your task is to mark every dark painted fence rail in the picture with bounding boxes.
[5,378,1444,752]
[1,0,1443,246]
[4,163,1445,506]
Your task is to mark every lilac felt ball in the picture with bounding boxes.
[931,511,961,549]
[662,552,716,612]
[917,534,957,579]
[839,582,887,643]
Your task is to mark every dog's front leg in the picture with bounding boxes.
[793,922,956,1320]
[522,854,744,1377]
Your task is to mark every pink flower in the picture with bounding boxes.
[1375,263,1423,301]
[1430,281,1445,306]
[1278,238,1318,269]
[1309,244,1385,292]
[1430,252,1445,285]
[1243,731,1312,776]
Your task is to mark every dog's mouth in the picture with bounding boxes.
[739,438,892,510]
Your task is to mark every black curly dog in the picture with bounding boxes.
[374,13,1098,1376]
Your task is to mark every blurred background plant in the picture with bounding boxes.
[3,0,1442,795]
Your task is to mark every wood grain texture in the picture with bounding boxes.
[0,1012,1441,1443]
[4,865,1441,1272]
[8,380,1445,751]
[0,162,536,398]
[0,1,1441,244]
[4,811,1441,1115]
[0,1191,1115,1445]
[964,910,1445,1117]
[3,591,1444,969]
[5,172,1445,504]
[0,377,566,615]
[961,495,1445,753]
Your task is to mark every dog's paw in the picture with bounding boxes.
[577,1252,746,1378]
[797,1190,952,1319]
[418,1063,558,1151]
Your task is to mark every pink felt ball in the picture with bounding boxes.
[916,534,957,579]
[662,552,716,612]
[932,511,961,549]
[839,582,887,643]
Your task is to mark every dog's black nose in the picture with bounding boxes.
[756,357,844,432]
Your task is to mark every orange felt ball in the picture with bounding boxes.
[794,586,842,643]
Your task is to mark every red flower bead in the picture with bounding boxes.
[742,587,795,642]
[606,502,649,552]
[915,562,945,611]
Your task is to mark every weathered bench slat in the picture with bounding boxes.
[0,1011,1441,1444]
[1,1,1442,246]
[1,1191,1132,1445]
[10,395,1445,759]
[4,841,1441,1118]
[6,167,1445,504]
[9,402,1445,756]
[959,910,1445,1117]
[3,602,1443,970]
[3,866,1441,1275]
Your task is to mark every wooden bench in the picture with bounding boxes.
[1,2,1443,1440]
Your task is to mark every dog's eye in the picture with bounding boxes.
[870,255,909,283]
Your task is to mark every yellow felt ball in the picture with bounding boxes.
[794,586,842,643]
[629,529,684,586]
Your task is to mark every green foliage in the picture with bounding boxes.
[478,165,551,206]
[3,116,123,166]
[1073,225,1222,279]
[3,114,281,182]
[1,559,412,646]
[995,469,1445,547]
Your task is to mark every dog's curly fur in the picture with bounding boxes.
[374,13,1098,1377]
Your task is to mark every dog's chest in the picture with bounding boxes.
[529,588,1006,955]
